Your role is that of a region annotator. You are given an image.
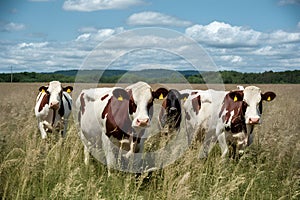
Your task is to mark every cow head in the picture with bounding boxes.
[228,86,276,125]
[126,82,169,130]
[39,81,73,110]
[163,89,188,116]
[159,89,189,130]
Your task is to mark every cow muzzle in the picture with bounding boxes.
[249,118,260,124]
[50,101,59,110]
[136,118,150,127]
[168,107,178,114]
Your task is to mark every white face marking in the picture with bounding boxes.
[243,86,262,124]
[48,81,62,108]
[126,82,153,129]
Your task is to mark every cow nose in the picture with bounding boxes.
[169,107,178,115]
[50,101,59,110]
[170,107,177,111]
[249,118,260,124]
[136,118,149,127]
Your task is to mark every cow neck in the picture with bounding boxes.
[220,93,247,134]
[63,93,72,110]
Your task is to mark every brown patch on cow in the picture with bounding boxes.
[192,95,201,115]
[102,94,133,141]
[101,94,109,101]
[219,91,246,133]
[80,93,86,115]
[38,93,49,112]
[191,91,198,95]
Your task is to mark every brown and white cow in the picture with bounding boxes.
[216,86,276,158]
[35,81,73,139]
[181,86,276,158]
[76,82,169,174]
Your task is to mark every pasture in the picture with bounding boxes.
[0,83,299,199]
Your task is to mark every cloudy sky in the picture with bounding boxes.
[0,0,299,73]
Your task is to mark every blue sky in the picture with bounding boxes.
[0,0,299,73]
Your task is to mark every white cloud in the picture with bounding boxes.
[185,21,262,47]
[63,0,144,11]
[75,33,91,42]
[185,21,300,48]
[127,11,193,27]
[253,46,276,56]
[268,30,300,43]
[17,42,49,49]
[1,24,299,73]
[220,55,243,63]
[1,22,25,32]
[75,27,124,42]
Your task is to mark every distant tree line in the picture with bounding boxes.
[0,70,299,84]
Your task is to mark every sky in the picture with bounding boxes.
[0,0,300,73]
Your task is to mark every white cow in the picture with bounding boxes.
[76,82,169,175]
[35,81,73,139]
[180,89,227,157]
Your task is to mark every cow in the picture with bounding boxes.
[181,86,276,159]
[158,89,189,133]
[217,86,276,158]
[76,82,169,175]
[180,89,225,155]
[34,81,73,139]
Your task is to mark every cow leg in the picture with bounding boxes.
[38,120,47,139]
[102,134,116,177]
[199,129,218,159]
[199,130,213,158]
[61,118,68,138]
[84,145,90,165]
[217,131,228,158]
[43,121,53,132]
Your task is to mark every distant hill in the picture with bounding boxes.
[0,69,299,84]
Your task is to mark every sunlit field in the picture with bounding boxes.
[0,83,299,199]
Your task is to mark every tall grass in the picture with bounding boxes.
[0,83,299,199]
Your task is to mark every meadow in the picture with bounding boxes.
[0,83,299,200]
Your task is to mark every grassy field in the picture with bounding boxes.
[0,83,299,200]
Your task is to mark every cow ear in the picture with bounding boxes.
[228,91,243,102]
[63,86,73,93]
[39,86,48,93]
[112,88,129,101]
[180,93,189,101]
[153,88,169,100]
[262,92,276,102]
